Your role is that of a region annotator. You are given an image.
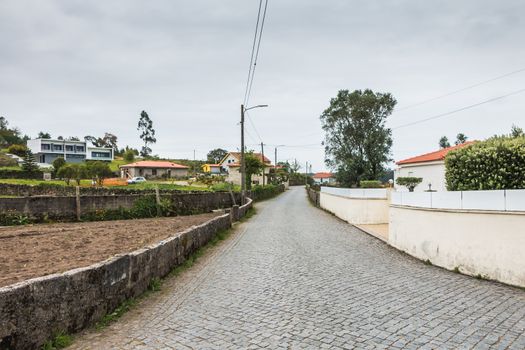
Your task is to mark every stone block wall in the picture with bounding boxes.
[0,199,253,350]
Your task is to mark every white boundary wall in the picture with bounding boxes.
[319,187,389,224]
[390,189,525,287]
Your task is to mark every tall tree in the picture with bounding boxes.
[84,133,118,152]
[0,116,8,130]
[321,89,395,187]
[37,131,51,139]
[510,124,524,138]
[207,148,228,163]
[455,133,468,145]
[22,149,39,174]
[137,111,156,157]
[439,136,451,148]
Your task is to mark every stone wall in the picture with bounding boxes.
[0,192,242,221]
[0,198,253,350]
[306,187,320,207]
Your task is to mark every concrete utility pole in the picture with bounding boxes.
[260,142,265,186]
[305,161,308,185]
[240,105,246,204]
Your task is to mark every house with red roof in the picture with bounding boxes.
[120,160,189,179]
[313,172,336,185]
[394,142,474,192]
[219,151,273,186]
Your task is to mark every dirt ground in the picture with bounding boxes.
[0,213,221,288]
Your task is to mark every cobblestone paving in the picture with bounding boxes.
[72,187,525,349]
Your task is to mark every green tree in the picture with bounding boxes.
[123,149,136,162]
[7,144,27,157]
[510,124,524,138]
[321,89,395,187]
[37,131,51,139]
[207,148,228,164]
[137,111,156,157]
[86,161,113,186]
[84,133,118,153]
[57,164,75,185]
[52,157,66,172]
[396,177,423,192]
[21,149,39,174]
[245,152,264,189]
[455,133,468,145]
[439,136,451,149]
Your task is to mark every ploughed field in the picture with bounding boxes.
[0,213,221,287]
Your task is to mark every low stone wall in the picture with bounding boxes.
[0,192,242,221]
[389,205,525,288]
[0,198,253,350]
[306,187,320,207]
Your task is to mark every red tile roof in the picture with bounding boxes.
[120,161,189,169]
[313,172,333,179]
[396,141,475,165]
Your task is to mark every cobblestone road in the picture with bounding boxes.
[72,187,525,349]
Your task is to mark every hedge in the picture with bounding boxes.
[250,184,285,201]
[0,169,45,179]
[445,137,525,190]
[359,180,383,188]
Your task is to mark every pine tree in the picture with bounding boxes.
[22,149,39,174]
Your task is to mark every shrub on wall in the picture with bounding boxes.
[445,136,525,190]
[250,184,284,201]
[359,180,383,188]
[396,177,422,192]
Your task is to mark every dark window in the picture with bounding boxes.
[41,144,50,150]
[152,169,157,176]
[53,144,63,151]
[91,151,111,158]
[65,145,74,151]
[76,146,85,152]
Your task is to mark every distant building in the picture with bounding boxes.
[219,152,272,186]
[27,138,113,165]
[120,160,189,179]
[394,142,474,192]
[202,164,222,174]
[313,172,336,185]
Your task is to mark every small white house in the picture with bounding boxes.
[394,142,473,192]
[313,172,336,185]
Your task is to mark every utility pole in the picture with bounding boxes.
[240,105,246,204]
[260,142,265,186]
[193,149,196,175]
[305,161,309,185]
[274,147,277,169]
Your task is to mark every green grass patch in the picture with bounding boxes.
[95,298,138,330]
[41,332,72,350]
[424,259,432,266]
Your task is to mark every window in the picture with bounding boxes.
[152,169,157,176]
[91,151,111,158]
[76,146,85,152]
[65,145,74,152]
[41,144,50,150]
[53,144,63,151]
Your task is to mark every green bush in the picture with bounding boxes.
[7,144,27,157]
[445,136,525,190]
[359,180,383,188]
[0,153,18,167]
[250,184,284,201]
[396,177,422,192]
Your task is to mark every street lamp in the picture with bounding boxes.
[240,104,268,204]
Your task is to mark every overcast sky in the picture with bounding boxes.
[1,0,524,171]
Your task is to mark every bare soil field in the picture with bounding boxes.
[0,213,221,288]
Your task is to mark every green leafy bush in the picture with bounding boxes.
[396,177,422,192]
[445,136,525,190]
[359,180,383,188]
[250,184,284,201]
[0,153,18,167]
[7,144,27,157]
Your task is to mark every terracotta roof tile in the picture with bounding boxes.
[120,161,189,169]
[313,172,333,179]
[396,141,475,165]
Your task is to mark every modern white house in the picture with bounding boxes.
[394,142,474,192]
[120,160,189,179]
[27,138,114,166]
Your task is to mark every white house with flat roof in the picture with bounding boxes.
[27,138,114,166]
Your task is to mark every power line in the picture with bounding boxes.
[392,88,525,130]
[395,67,525,113]
[242,0,263,105]
[245,110,263,142]
[245,0,269,107]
